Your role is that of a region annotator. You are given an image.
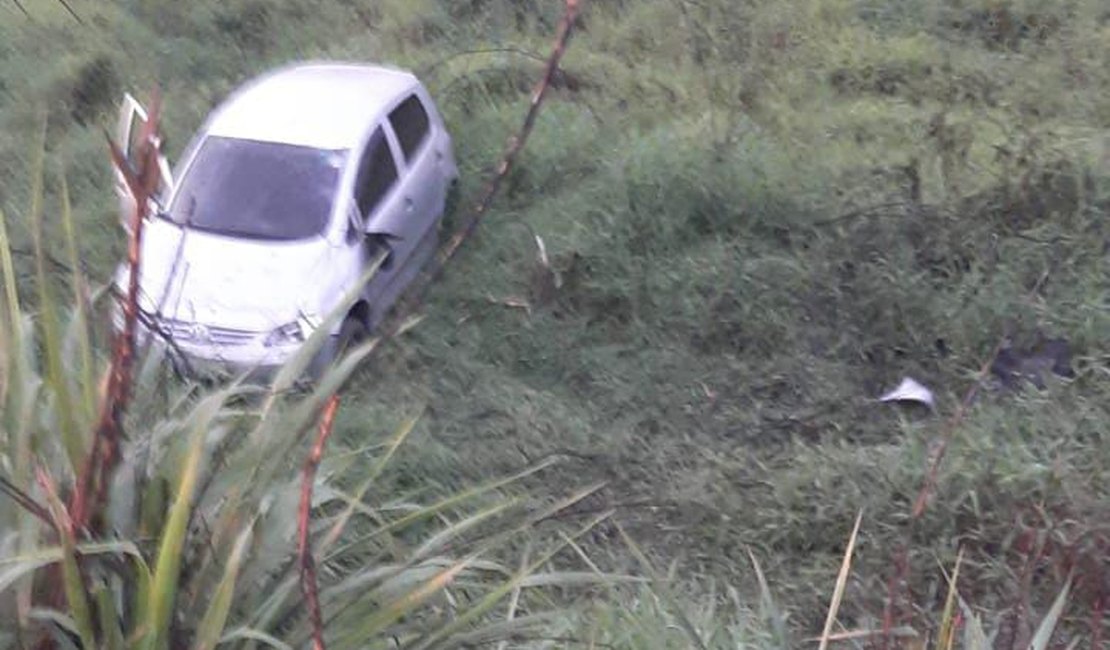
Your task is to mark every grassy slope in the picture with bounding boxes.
[2,0,1108,640]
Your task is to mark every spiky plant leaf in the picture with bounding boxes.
[1030,579,1071,650]
[58,175,97,420]
[959,596,993,650]
[408,511,613,650]
[36,467,96,650]
[748,550,789,647]
[146,388,240,649]
[30,155,82,470]
[218,627,294,650]
[618,520,710,650]
[337,557,473,644]
[317,413,419,553]
[193,521,254,650]
[93,581,126,650]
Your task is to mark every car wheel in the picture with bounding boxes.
[335,315,369,360]
[441,179,461,232]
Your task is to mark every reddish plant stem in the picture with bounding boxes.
[910,340,1005,519]
[69,92,165,533]
[436,0,580,268]
[876,544,907,648]
[385,0,582,335]
[40,93,165,639]
[298,395,341,650]
[876,343,1005,650]
[878,272,1053,649]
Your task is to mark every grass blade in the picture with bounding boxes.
[219,627,294,650]
[59,174,97,419]
[412,510,613,650]
[338,558,472,643]
[496,543,529,650]
[94,581,126,650]
[512,571,643,588]
[36,466,96,650]
[1030,578,1071,650]
[935,549,963,650]
[447,613,559,648]
[0,541,150,592]
[146,390,232,649]
[0,209,18,343]
[193,521,254,650]
[958,596,991,650]
[318,413,419,553]
[0,207,30,425]
[0,556,58,594]
[748,548,788,646]
[30,154,82,470]
[617,521,709,650]
[325,456,559,562]
[412,499,519,561]
[0,204,41,635]
[818,510,863,650]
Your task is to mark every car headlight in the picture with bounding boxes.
[263,314,320,347]
[264,321,305,347]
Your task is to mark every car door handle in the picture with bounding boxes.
[404,197,415,212]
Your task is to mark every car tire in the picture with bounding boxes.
[441,179,461,232]
[335,315,369,361]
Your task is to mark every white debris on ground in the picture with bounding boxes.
[878,376,936,409]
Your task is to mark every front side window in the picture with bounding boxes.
[167,136,346,240]
[387,94,431,162]
[354,127,399,217]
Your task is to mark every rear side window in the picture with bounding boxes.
[388,94,431,162]
[354,127,398,216]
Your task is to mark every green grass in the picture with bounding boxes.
[2,0,1108,645]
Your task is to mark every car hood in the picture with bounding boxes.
[134,219,332,332]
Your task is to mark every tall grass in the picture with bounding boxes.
[2,0,1108,646]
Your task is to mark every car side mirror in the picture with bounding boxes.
[367,233,396,271]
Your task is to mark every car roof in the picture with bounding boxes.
[205,63,419,150]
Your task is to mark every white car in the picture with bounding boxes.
[114,62,458,379]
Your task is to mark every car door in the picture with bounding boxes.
[386,92,445,236]
[114,94,174,229]
[351,125,407,311]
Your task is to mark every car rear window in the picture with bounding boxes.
[167,136,346,240]
[388,94,431,162]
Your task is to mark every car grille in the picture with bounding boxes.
[156,319,258,346]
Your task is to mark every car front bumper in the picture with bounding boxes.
[136,322,338,385]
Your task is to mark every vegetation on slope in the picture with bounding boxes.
[1,0,1107,645]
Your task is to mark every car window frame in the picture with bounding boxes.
[161,135,347,241]
[386,92,433,165]
[352,124,404,220]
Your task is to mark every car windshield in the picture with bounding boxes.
[167,136,347,240]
